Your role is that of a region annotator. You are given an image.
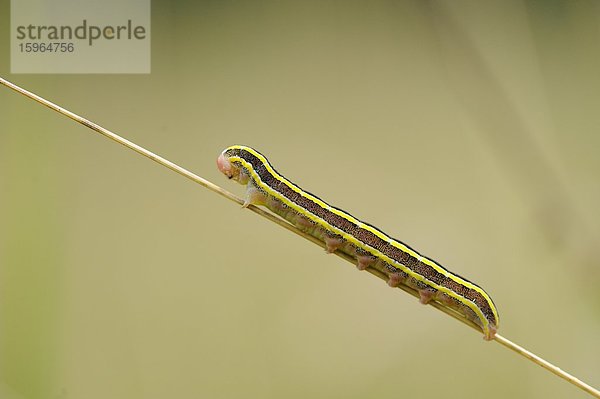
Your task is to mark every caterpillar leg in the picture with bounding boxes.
[353,248,375,271]
[418,288,436,305]
[484,325,498,341]
[387,272,403,287]
[242,185,267,208]
[385,266,408,287]
[324,234,344,253]
[356,255,375,271]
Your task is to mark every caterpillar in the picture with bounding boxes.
[217,145,499,340]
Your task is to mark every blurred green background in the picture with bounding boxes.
[1,1,599,398]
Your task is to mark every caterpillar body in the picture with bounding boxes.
[217,145,499,340]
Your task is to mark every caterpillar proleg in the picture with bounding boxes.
[217,145,499,340]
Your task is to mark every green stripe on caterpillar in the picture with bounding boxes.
[217,145,499,340]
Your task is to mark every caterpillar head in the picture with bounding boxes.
[217,149,250,184]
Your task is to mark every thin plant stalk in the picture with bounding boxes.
[1,77,598,399]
